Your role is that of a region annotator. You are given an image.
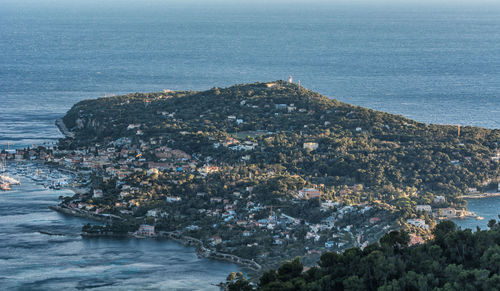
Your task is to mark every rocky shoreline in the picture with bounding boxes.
[50,204,262,272]
[159,231,262,272]
[49,205,116,222]
[459,192,500,199]
[55,118,74,139]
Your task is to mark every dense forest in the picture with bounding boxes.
[60,81,499,212]
[227,219,500,291]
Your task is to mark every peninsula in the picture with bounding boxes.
[21,81,499,274]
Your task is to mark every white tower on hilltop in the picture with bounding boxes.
[288,76,293,83]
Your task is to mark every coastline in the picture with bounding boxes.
[49,205,119,222]
[158,231,262,272]
[459,192,500,199]
[49,203,262,273]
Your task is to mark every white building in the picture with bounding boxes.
[93,189,103,198]
[136,224,155,237]
[303,142,319,151]
[166,196,182,203]
[407,219,429,230]
[415,205,432,213]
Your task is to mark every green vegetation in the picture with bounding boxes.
[61,80,499,213]
[232,219,500,290]
[56,80,499,274]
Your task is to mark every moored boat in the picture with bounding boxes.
[0,175,20,185]
[0,183,11,191]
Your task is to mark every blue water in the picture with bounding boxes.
[1,2,499,148]
[0,170,239,290]
[454,197,500,230]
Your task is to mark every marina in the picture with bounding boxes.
[0,160,74,192]
[1,161,20,191]
[0,168,240,290]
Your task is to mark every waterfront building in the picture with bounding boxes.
[137,224,155,237]
[438,208,456,218]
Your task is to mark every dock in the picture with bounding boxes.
[459,192,500,199]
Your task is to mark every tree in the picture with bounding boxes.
[277,258,303,282]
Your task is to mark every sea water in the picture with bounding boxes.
[0,2,498,147]
[0,171,239,290]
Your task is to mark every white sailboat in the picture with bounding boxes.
[0,161,20,191]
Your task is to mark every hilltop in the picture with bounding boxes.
[61,81,499,202]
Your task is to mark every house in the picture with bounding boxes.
[222,138,239,147]
[166,196,182,202]
[243,230,252,237]
[210,236,222,245]
[415,205,432,213]
[136,224,155,237]
[325,241,335,248]
[199,165,219,176]
[369,217,381,224]
[439,208,456,218]
[433,196,446,204]
[303,142,319,151]
[93,189,103,198]
[273,238,284,245]
[275,104,288,110]
[409,234,425,246]
[407,219,429,230]
[146,210,158,217]
[298,188,321,199]
[127,124,141,130]
[210,197,222,203]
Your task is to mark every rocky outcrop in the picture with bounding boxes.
[55,118,75,138]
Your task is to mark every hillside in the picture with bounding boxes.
[231,219,500,290]
[61,80,499,206]
[55,81,499,272]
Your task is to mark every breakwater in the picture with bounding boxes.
[49,205,118,222]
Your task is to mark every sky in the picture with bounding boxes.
[3,0,500,6]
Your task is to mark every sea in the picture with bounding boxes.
[0,171,239,290]
[0,1,499,289]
